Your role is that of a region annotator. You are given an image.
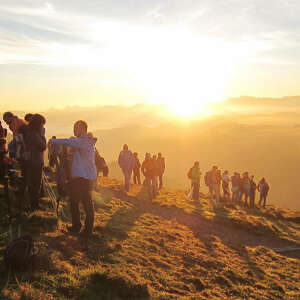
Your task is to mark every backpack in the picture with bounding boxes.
[4,235,35,269]
[187,168,193,180]
[95,148,107,172]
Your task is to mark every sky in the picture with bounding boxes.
[1,0,300,114]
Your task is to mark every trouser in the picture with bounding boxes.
[145,177,156,200]
[222,183,230,198]
[123,169,132,192]
[232,187,239,202]
[259,193,267,208]
[28,164,43,210]
[208,184,214,198]
[159,174,163,189]
[69,177,94,233]
[192,182,199,201]
[212,183,220,204]
[133,170,141,185]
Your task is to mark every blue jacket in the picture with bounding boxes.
[118,150,134,172]
[51,135,97,180]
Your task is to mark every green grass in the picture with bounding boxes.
[0,177,299,299]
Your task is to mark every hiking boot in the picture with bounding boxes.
[67,225,81,234]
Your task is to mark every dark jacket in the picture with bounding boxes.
[24,126,46,166]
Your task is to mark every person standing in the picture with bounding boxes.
[50,120,97,236]
[23,114,47,211]
[3,112,27,138]
[231,172,239,203]
[222,170,230,200]
[118,144,134,192]
[211,165,221,205]
[190,161,201,201]
[249,175,257,209]
[157,153,165,189]
[133,152,141,185]
[242,172,251,206]
[258,178,270,208]
[141,153,156,200]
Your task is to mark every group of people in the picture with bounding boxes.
[189,163,270,208]
[0,111,271,238]
[118,145,165,200]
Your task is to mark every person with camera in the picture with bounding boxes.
[49,120,97,236]
[22,114,47,211]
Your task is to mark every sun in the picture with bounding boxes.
[120,28,233,118]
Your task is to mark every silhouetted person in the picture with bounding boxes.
[24,113,34,123]
[242,172,251,206]
[3,111,27,137]
[231,172,239,202]
[133,152,141,185]
[211,165,221,205]
[48,136,58,169]
[118,144,134,192]
[190,161,201,201]
[157,153,165,189]
[258,178,269,208]
[50,120,97,236]
[222,170,230,200]
[152,155,159,196]
[23,114,46,211]
[141,153,156,200]
[0,121,8,182]
[205,170,213,198]
[249,175,257,209]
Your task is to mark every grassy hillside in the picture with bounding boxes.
[0,177,300,299]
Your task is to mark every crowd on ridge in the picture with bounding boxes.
[0,112,270,237]
[188,162,270,209]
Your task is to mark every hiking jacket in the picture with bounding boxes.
[23,126,46,166]
[191,166,201,184]
[156,157,165,175]
[141,159,155,178]
[50,135,97,180]
[118,150,134,171]
[9,116,27,137]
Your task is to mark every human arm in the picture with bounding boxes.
[50,137,82,149]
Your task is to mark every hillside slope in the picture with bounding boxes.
[0,177,300,299]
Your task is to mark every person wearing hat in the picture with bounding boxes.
[118,144,135,192]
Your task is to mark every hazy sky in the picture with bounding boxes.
[1,0,300,113]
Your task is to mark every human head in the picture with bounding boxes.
[153,155,157,159]
[3,112,14,125]
[24,113,34,122]
[133,152,138,157]
[224,170,228,174]
[212,165,218,170]
[123,144,128,151]
[73,120,87,137]
[145,152,151,160]
[29,114,46,132]
[158,153,162,158]
[261,177,265,183]
[194,161,199,167]
[51,136,56,139]
[250,175,254,180]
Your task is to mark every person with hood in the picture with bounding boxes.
[118,144,134,192]
[50,120,97,236]
[258,177,270,208]
[3,111,27,138]
[141,153,156,200]
[23,114,47,211]
[157,153,165,189]
[190,161,201,201]
[133,152,141,185]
